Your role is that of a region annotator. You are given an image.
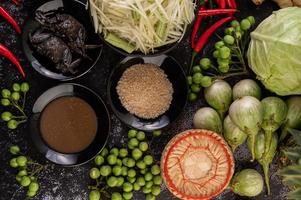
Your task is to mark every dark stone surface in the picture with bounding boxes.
[0,0,289,199]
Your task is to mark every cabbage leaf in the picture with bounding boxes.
[247,7,301,96]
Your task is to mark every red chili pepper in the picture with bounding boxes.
[191,6,206,48]
[219,0,226,8]
[0,43,25,77]
[230,0,237,9]
[198,9,237,16]
[215,0,221,7]
[0,6,21,34]
[226,0,237,8]
[194,16,233,53]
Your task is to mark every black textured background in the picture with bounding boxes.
[0,0,289,199]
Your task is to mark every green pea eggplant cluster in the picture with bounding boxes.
[193,78,301,196]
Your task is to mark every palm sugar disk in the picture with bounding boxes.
[116,63,173,119]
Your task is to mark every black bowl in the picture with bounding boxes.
[88,2,189,57]
[99,29,188,57]
[29,83,111,166]
[107,55,188,132]
[22,0,102,81]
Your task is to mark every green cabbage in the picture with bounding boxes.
[247,7,301,96]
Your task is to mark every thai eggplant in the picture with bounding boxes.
[280,96,301,142]
[230,168,264,197]
[261,97,287,153]
[204,80,232,119]
[223,115,248,152]
[229,96,263,161]
[248,132,278,195]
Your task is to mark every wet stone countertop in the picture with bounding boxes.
[0,0,289,200]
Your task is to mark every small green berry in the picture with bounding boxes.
[9,145,20,155]
[18,170,28,177]
[192,73,203,84]
[107,154,117,165]
[247,16,255,25]
[136,131,145,141]
[1,89,11,98]
[199,58,211,70]
[152,130,162,137]
[16,156,27,167]
[29,182,39,192]
[191,84,201,93]
[218,65,230,73]
[107,176,118,187]
[214,41,225,49]
[11,92,20,101]
[110,148,119,156]
[223,35,235,45]
[123,182,133,192]
[240,19,251,30]
[231,20,240,28]
[100,148,109,157]
[10,158,18,168]
[94,155,104,166]
[20,176,31,187]
[132,148,143,160]
[153,175,162,185]
[89,168,100,179]
[8,119,18,129]
[188,92,198,102]
[12,83,21,92]
[21,82,30,93]
[151,165,161,175]
[26,190,37,197]
[143,155,154,165]
[1,111,12,122]
[192,66,202,73]
[139,141,148,152]
[111,192,122,200]
[122,192,133,200]
[119,148,128,158]
[187,76,193,85]
[200,76,212,88]
[89,190,100,200]
[128,129,137,138]
[1,99,10,106]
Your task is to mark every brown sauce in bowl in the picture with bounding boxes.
[40,96,98,154]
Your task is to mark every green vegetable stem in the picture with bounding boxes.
[155,20,167,45]
[105,33,136,54]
